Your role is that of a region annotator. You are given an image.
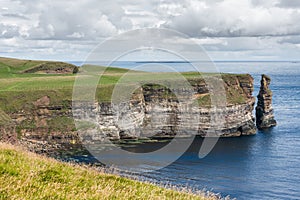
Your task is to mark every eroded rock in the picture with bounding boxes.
[256,74,277,129]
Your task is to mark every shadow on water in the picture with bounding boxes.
[56,128,282,199]
[137,129,280,199]
[58,62,300,199]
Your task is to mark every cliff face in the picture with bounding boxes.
[1,74,257,145]
[256,75,277,129]
[75,74,256,142]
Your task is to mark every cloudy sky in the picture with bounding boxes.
[1,0,300,61]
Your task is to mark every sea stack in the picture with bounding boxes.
[256,74,277,129]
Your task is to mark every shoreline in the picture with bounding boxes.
[0,142,221,200]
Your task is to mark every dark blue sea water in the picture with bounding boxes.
[70,61,300,199]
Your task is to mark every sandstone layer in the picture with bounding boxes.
[256,74,277,129]
[0,74,258,147]
[74,76,257,143]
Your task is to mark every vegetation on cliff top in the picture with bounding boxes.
[0,57,250,127]
[0,142,213,200]
[0,57,78,76]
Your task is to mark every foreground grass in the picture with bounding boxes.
[0,143,213,200]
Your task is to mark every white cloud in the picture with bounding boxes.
[276,0,300,8]
[0,24,20,38]
[163,0,300,37]
[0,0,300,61]
[279,36,300,44]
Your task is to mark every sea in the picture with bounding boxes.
[69,61,300,200]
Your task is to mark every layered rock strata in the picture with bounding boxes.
[1,74,258,145]
[256,74,277,129]
[73,75,257,142]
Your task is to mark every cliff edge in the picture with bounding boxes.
[0,57,272,150]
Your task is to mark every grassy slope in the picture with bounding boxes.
[0,57,77,76]
[0,143,212,200]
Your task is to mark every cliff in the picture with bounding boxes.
[74,74,256,143]
[256,74,277,129]
[0,75,257,147]
[0,57,259,148]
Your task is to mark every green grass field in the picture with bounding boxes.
[0,57,248,114]
[0,143,215,200]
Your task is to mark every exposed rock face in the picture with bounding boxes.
[23,62,79,74]
[73,75,257,142]
[1,74,258,146]
[256,74,277,129]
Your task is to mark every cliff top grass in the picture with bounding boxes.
[0,57,250,114]
[0,57,78,77]
[0,142,214,200]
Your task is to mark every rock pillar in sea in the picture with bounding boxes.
[255,74,277,129]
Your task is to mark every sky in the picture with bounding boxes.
[1,0,300,61]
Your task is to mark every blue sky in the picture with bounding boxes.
[1,0,300,61]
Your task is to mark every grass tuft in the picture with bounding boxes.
[0,143,215,200]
